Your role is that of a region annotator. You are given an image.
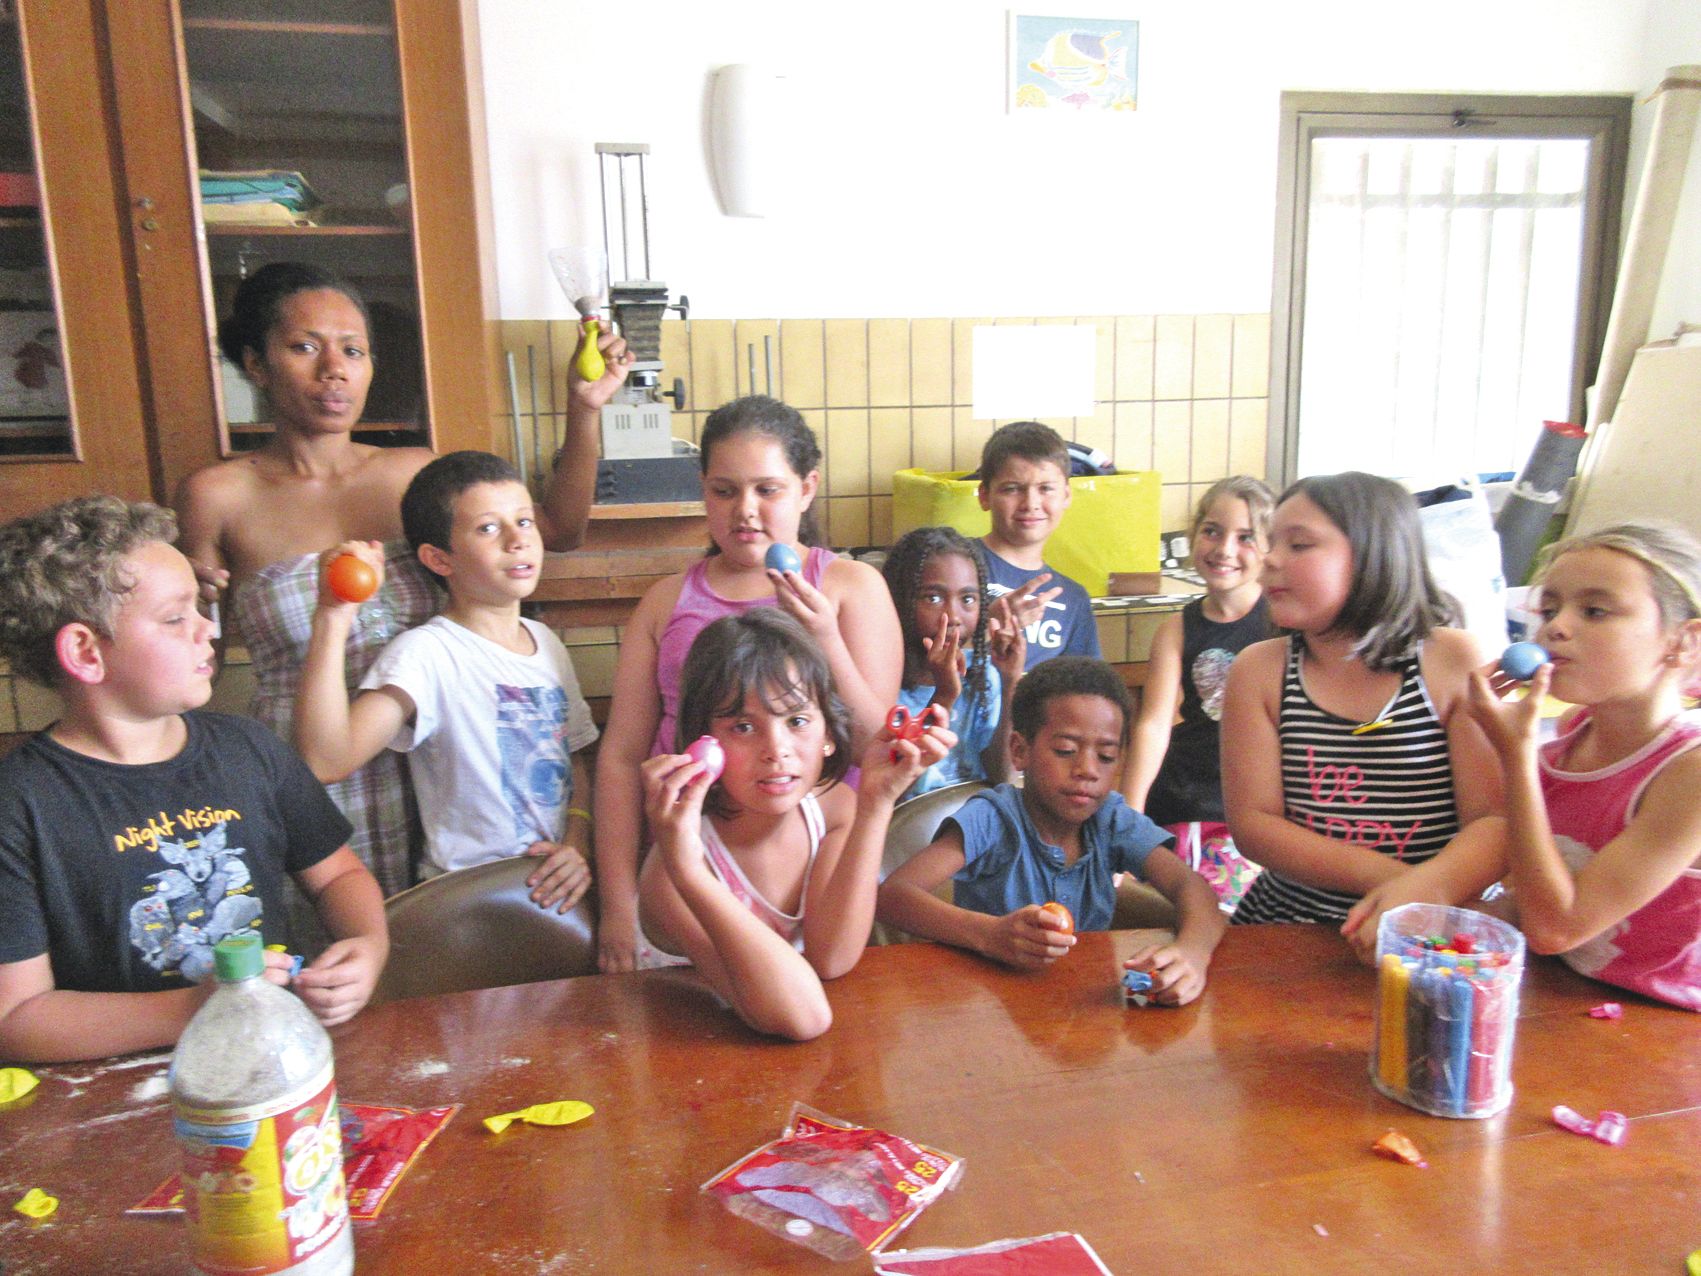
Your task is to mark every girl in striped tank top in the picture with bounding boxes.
[1222,473,1505,941]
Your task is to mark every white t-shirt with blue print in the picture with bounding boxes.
[947,785,1171,931]
[362,615,598,875]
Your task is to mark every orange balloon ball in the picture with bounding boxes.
[1038,901,1075,934]
[327,553,378,604]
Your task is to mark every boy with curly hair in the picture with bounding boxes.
[0,496,387,1062]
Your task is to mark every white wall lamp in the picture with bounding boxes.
[708,64,783,218]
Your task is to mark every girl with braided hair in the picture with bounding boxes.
[882,527,1026,800]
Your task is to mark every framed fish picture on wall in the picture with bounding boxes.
[1008,13,1138,113]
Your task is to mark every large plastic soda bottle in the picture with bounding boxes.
[170,933,354,1275]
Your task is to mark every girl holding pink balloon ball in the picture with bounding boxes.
[633,611,950,1039]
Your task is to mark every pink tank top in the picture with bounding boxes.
[1541,709,1701,1011]
[650,547,835,757]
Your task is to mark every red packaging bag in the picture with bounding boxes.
[702,1103,964,1261]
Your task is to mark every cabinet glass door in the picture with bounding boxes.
[180,0,426,450]
[0,13,72,458]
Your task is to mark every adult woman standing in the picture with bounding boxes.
[176,262,621,902]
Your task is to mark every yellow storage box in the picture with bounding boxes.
[891,467,1161,598]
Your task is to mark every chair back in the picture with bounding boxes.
[374,856,599,1003]
[872,780,990,945]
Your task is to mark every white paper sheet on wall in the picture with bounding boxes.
[970,326,1096,420]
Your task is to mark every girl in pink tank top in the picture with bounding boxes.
[635,610,952,1039]
[1467,522,1701,1011]
[593,397,903,975]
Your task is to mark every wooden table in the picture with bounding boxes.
[5,925,1699,1274]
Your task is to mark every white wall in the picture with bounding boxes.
[477,0,1654,320]
[1633,0,1701,340]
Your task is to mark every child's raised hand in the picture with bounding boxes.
[986,595,1028,681]
[985,903,1077,970]
[524,839,592,913]
[1464,659,1551,762]
[1124,941,1209,1006]
[921,611,964,706]
[315,540,385,610]
[1001,573,1061,632]
[640,752,713,871]
[188,556,230,606]
[768,562,840,643]
[861,722,959,806]
[293,936,384,1027]
[567,326,633,409]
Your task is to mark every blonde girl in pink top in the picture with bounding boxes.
[1461,522,1701,1010]
[637,611,950,1039]
[595,396,903,973]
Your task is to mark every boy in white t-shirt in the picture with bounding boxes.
[294,452,598,910]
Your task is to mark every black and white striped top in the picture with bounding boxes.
[1233,636,1459,925]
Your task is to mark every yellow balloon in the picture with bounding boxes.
[482,1100,594,1135]
[575,319,606,382]
[13,1188,57,1220]
[0,1066,39,1103]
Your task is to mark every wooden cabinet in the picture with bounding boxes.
[0,0,499,518]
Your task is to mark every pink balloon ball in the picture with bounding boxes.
[685,735,726,784]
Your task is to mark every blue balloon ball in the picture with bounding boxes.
[1500,641,1549,681]
[765,543,802,575]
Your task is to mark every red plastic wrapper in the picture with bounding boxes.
[129,1101,457,1222]
[874,1232,1113,1275]
[702,1103,964,1261]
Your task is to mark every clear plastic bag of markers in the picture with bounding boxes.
[1371,902,1525,1119]
[702,1103,965,1261]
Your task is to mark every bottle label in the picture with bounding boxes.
[174,1064,349,1274]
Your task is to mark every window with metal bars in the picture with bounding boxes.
[1270,93,1632,487]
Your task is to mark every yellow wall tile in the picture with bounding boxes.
[1153,400,1192,483]
[14,678,62,732]
[1160,483,1193,531]
[825,408,870,497]
[870,496,893,546]
[1154,316,1194,400]
[780,319,825,408]
[869,407,912,495]
[1230,398,1269,477]
[0,679,16,733]
[558,625,619,646]
[952,319,990,406]
[1084,317,1115,402]
[1193,314,1233,398]
[953,407,995,473]
[1114,315,1154,400]
[912,406,955,475]
[568,643,620,700]
[828,496,870,547]
[1128,611,1170,662]
[868,319,911,408]
[1097,614,1129,662]
[824,320,869,407]
[800,409,828,483]
[660,318,690,395]
[548,320,581,414]
[1074,403,1114,459]
[1232,313,1271,399]
[1113,400,1153,472]
[689,320,736,413]
[207,663,258,716]
[1190,399,1231,483]
[497,320,551,415]
[733,320,781,398]
[911,318,953,406]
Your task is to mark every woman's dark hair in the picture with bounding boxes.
[675,609,852,817]
[1009,656,1132,747]
[1279,471,1458,671]
[698,395,824,552]
[218,262,371,367]
[401,451,523,588]
[881,526,989,702]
